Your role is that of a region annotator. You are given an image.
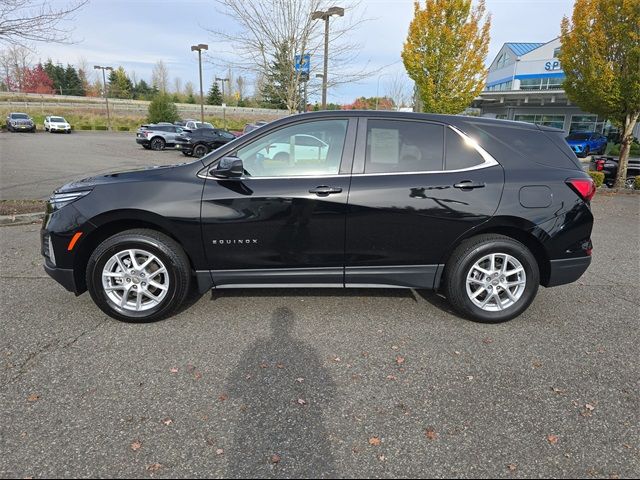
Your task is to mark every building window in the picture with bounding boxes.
[518,76,565,90]
[569,114,604,133]
[515,114,565,130]
[495,52,510,69]
[485,80,512,92]
[553,47,561,58]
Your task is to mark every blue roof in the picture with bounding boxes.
[505,42,545,56]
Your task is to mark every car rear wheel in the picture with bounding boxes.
[625,176,636,189]
[193,144,209,158]
[443,234,540,323]
[150,137,166,151]
[86,229,191,322]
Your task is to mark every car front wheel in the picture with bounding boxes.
[443,234,539,323]
[86,229,191,322]
[193,144,209,158]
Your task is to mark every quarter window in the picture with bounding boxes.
[364,120,444,173]
[445,129,484,170]
[236,119,348,177]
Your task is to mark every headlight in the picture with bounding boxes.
[49,190,91,211]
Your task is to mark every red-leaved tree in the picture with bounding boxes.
[23,63,54,94]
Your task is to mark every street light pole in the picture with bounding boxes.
[215,77,230,129]
[375,73,393,110]
[312,6,344,110]
[94,65,113,130]
[191,44,208,123]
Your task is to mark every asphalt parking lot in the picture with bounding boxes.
[1,131,639,478]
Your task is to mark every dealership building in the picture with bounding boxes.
[475,37,640,139]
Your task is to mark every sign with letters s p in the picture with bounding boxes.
[545,60,561,71]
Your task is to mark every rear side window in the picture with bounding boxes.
[365,120,444,173]
[474,124,581,169]
[445,129,484,170]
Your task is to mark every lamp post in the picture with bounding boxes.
[93,65,113,131]
[215,77,230,129]
[191,44,208,123]
[311,6,344,110]
[375,73,393,110]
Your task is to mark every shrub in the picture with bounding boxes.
[588,170,605,187]
[95,125,108,130]
[80,125,92,130]
[117,126,130,131]
[635,176,640,190]
[609,139,640,156]
[148,94,179,124]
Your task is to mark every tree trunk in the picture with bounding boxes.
[614,112,639,189]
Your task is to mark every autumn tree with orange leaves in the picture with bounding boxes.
[560,0,640,189]
[402,0,491,114]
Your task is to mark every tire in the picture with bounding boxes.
[443,234,540,323]
[193,144,209,158]
[150,137,166,151]
[86,229,191,322]
[625,176,635,189]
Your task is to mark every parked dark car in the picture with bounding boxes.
[6,112,36,132]
[174,127,237,157]
[136,124,185,150]
[41,111,594,324]
[565,131,608,157]
[593,156,640,188]
[242,121,269,135]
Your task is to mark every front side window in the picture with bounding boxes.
[364,120,444,173]
[236,119,348,177]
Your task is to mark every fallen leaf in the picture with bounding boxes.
[186,364,196,373]
[532,361,543,369]
[162,418,173,426]
[169,367,179,374]
[219,393,229,402]
[395,355,405,365]
[297,398,307,406]
[391,345,399,350]
[245,374,252,380]
[295,377,304,383]
[147,463,162,473]
[482,337,493,344]
[216,448,224,455]
[276,363,284,369]
[131,440,142,451]
[585,403,595,411]
[271,454,281,464]
[333,356,341,362]
[368,436,381,446]
[194,372,203,380]
[467,376,474,381]
[260,362,269,369]
[26,394,39,402]
[507,463,517,472]
[547,434,559,445]
[378,454,386,462]
[551,387,566,394]
[386,375,397,381]
[425,428,438,440]
[361,351,369,357]
[454,351,461,356]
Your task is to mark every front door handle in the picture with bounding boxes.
[454,181,485,190]
[309,186,343,195]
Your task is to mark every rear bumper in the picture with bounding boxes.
[136,138,150,146]
[545,256,591,287]
[43,262,78,293]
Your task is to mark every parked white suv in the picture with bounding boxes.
[44,116,71,133]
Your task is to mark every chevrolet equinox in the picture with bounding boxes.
[41,111,595,323]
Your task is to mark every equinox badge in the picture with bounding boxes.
[212,239,258,245]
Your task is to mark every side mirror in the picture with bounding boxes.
[213,156,244,179]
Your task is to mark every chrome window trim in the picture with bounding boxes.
[198,124,500,180]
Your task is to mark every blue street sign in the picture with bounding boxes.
[295,54,310,73]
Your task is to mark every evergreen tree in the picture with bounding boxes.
[207,81,222,105]
[259,42,291,110]
[134,79,152,100]
[147,94,179,123]
[64,64,84,96]
[108,66,133,99]
[186,92,196,104]
[43,59,65,94]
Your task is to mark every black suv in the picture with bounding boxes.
[41,111,594,323]
[174,127,237,157]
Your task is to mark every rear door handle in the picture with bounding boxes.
[309,186,343,195]
[454,181,485,190]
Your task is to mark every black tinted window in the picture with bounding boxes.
[445,129,484,170]
[365,120,444,173]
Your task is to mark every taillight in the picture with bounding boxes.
[566,178,596,202]
[595,159,605,171]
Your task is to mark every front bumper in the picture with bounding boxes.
[136,138,151,146]
[12,124,34,131]
[43,261,77,293]
[49,125,71,132]
[546,256,591,287]
[174,142,192,152]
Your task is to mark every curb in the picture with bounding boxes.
[0,212,45,226]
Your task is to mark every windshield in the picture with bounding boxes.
[11,113,29,119]
[567,133,590,140]
[50,117,66,122]
[195,122,214,129]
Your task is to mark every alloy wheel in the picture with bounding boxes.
[465,253,527,312]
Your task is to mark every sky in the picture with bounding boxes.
[33,0,576,104]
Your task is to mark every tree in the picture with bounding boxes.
[0,45,32,91]
[151,60,169,94]
[0,0,88,46]
[402,0,491,114]
[147,94,179,123]
[134,79,152,99]
[108,66,133,99]
[64,64,84,95]
[209,0,372,112]
[560,0,640,189]
[207,81,222,105]
[260,42,293,110]
[23,63,53,93]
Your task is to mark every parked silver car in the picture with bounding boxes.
[6,112,35,132]
[135,124,185,150]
